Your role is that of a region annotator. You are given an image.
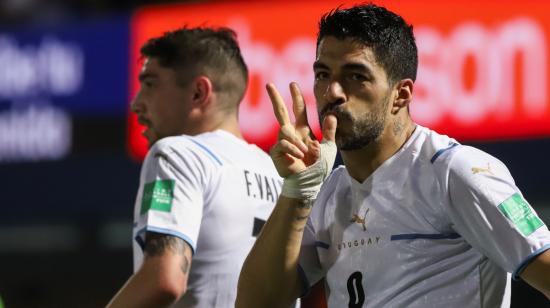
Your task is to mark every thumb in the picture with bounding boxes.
[321,114,337,143]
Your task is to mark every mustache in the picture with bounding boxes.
[137,116,151,126]
[319,102,351,121]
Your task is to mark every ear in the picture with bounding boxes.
[191,76,213,107]
[391,79,413,114]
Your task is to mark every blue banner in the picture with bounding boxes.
[0,16,130,116]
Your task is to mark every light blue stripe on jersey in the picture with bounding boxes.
[188,138,223,166]
[315,241,330,249]
[512,243,550,280]
[135,226,197,254]
[390,233,461,241]
[430,142,459,163]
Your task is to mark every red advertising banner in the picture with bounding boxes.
[128,0,550,160]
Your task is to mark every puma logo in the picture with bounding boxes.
[351,208,369,231]
[472,163,493,175]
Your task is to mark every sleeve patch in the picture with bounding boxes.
[498,193,544,237]
[140,179,175,214]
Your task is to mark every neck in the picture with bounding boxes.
[341,118,416,183]
[217,116,244,139]
[200,110,244,139]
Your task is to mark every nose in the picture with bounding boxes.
[324,80,346,105]
[130,91,144,114]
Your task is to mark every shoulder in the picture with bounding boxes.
[192,130,274,166]
[146,134,224,167]
[446,145,512,182]
[419,135,515,200]
[412,126,511,178]
[448,146,503,166]
[138,135,224,186]
[148,135,195,156]
[196,130,278,173]
[413,125,460,165]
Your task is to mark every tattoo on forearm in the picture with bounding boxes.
[292,200,312,232]
[144,232,187,257]
[295,199,314,210]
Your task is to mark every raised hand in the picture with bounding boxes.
[267,82,337,179]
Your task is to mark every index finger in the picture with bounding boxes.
[266,83,291,126]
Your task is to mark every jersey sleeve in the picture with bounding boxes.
[443,146,550,278]
[133,140,210,254]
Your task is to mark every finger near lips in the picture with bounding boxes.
[322,114,338,142]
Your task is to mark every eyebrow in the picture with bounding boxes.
[313,61,329,71]
[342,62,373,74]
[313,61,374,75]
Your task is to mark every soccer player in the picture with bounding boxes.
[107,27,281,308]
[237,4,550,307]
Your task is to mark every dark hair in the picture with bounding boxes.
[140,27,249,110]
[317,4,418,83]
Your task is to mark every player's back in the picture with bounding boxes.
[177,130,281,308]
[133,130,281,308]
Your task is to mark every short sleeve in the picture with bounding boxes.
[444,146,550,278]
[133,141,208,254]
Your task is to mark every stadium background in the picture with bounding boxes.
[0,0,549,306]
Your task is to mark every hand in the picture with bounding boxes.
[268,82,337,178]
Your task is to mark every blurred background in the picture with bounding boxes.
[0,0,549,307]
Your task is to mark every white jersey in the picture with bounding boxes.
[132,130,281,308]
[299,125,550,308]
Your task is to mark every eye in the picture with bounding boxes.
[315,71,329,81]
[141,80,154,89]
[349,73,367,82]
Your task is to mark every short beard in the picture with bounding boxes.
[320,95,389,151]
[338,109,386,150]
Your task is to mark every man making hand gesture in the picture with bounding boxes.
[237,4,550,308]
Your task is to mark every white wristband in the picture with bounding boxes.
[281,140,337,199]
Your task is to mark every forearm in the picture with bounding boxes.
[237,195,313,308]
[521,249,550,300]
[107,234,191,308]
[107,267,179,308]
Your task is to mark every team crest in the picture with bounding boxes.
[351,208,369,231]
